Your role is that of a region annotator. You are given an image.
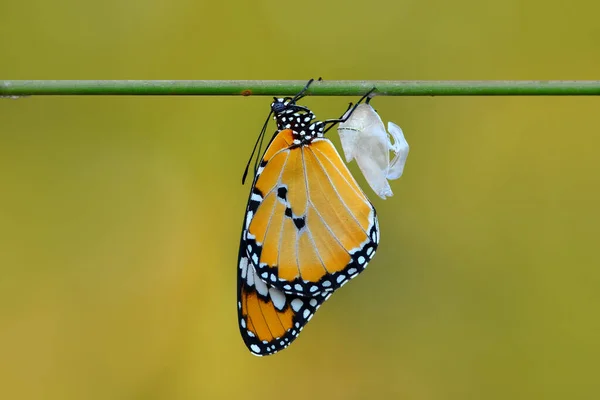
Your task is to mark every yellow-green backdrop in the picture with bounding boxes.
[1,0,599,398]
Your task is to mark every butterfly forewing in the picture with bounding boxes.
[245,130,379,296]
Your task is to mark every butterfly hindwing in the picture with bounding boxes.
[237,247,329,356]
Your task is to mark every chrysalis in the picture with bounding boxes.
[337,103,409,199]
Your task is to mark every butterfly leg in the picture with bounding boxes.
[291,78,316,104]
[322,87,377,133]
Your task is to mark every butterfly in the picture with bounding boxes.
[237,80,379,356]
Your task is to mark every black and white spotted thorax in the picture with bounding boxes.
[271,97,324,145]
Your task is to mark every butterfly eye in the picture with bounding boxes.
[337,103,409,200]
[271,101,286,114]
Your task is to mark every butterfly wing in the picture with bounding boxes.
[245,129,379,297]
[237,247,329,356]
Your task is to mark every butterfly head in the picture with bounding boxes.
[270,97,291,114]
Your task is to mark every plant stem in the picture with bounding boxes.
[2,80,600,96]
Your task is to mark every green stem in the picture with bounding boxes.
[2,80,600,96]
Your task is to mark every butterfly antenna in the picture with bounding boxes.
[253,120,268,176]
[242,110,273,184]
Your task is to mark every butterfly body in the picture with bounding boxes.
[238,95,379,356]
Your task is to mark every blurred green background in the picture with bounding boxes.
[1,0,600,398]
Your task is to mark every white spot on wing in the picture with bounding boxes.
[240,257,248,279]
[290,298,303,312]
[250,344,261,353]
[269,287,286,310]
[250,192,262,202]
[254,270,268,296]
[245,211,254,229]
[247,265,255,286]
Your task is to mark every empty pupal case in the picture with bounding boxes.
[337,103,409,199]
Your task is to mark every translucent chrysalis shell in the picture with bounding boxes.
[337,103,409,199]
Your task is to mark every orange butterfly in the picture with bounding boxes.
[237,80,379,356]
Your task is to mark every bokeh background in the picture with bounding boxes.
[1,0,600,398]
